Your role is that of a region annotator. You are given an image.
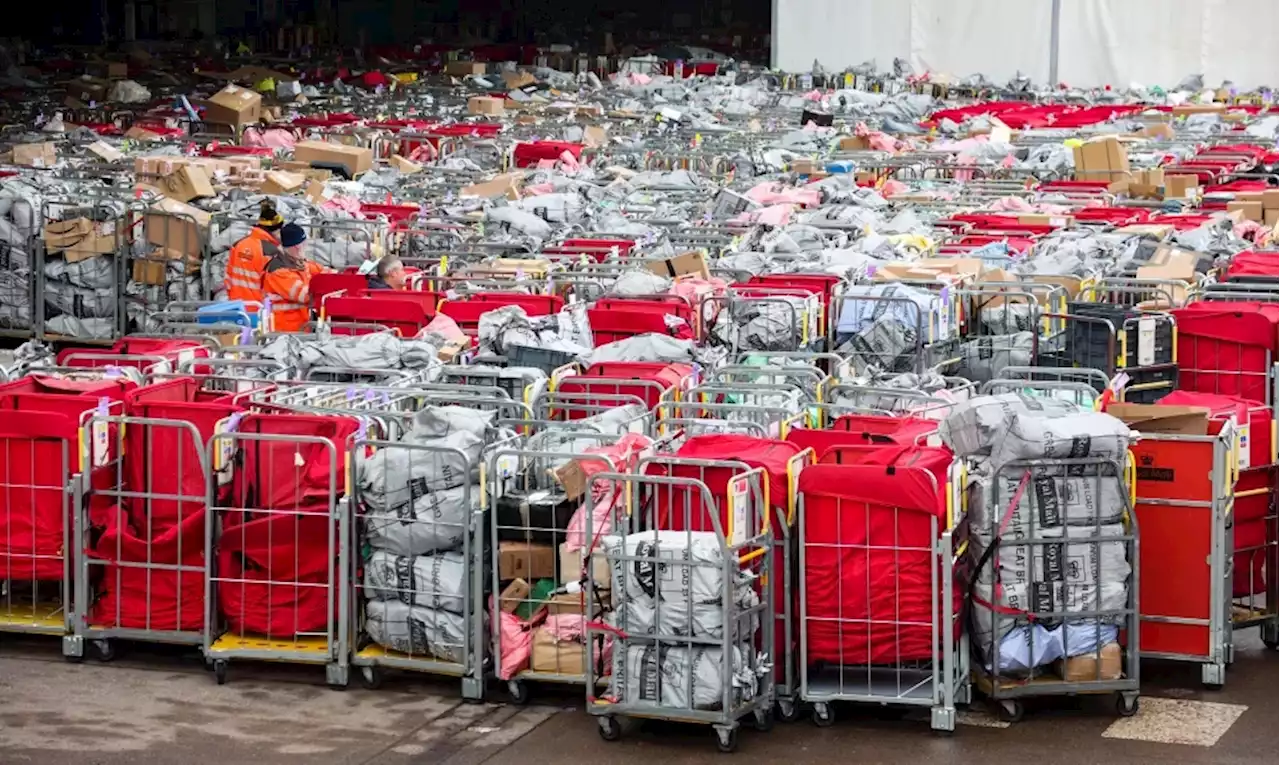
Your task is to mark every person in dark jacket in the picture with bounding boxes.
[367,257,407,290]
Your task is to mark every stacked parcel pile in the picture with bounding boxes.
[940,393,1140,715]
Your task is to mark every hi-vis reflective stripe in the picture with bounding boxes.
[268,299,306,311]
[226,277,259,291]
[287,282,306,302]
[230,266,261,279]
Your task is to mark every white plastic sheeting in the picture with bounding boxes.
[774,0,1278,88]
[774,0,1048,83]
[1058,0,1279,89]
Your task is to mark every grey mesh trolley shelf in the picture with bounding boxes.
[585,468,775,753]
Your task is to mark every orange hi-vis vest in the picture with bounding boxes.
[262,255,324,332]
[225,228,282,304]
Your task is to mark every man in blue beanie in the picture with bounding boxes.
[262,222,326,332]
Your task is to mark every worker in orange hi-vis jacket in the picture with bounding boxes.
[261,223,326,332]
[225,200,286,304]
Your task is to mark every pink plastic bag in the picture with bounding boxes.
[496,608,533,680]
[565,433,653,551]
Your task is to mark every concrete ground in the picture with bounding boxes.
[0,630,1274,765]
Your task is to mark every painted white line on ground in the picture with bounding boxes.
[1102,697,1247,747]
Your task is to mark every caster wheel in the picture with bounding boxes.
[214,660,229,686]
[507,680,530,705]
[1265,637,1279,651]
[1115,694,1140,718]
[997,700,1024,723]
[359,666,383,690]
[753,708,775,732]
[812,703,834,728]
[598,716,622,742]
[715,727,739,754]
[776,699,800,723]
[63,653,84,664]
[92,640,115,662]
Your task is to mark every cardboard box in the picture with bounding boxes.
[202,85,262,127]
[468,96,505,116]
[502,70,537,89]
[1018,213,1073,227]
[1172,103,1226,115]
[292,140,373,179]
[1262,189,1279,211]
[1228,200,1263,223]
[145,198,212,254]
[498,541,557,581]
[1135,123,1175,141]
[124,125,162,142]
[260,171,307,196]
[498,578,531,613]
[558,543,610,589]
[91,61,129,79]
[1266,208,1279,227]
[131,259,169,286]
[1164,174,1199,200]
[1109,404,1210,435]
[1073,136,1130,182]
[792,159,818,175]
[446,61,487,76]
[43,218,120,261]
[1114,224,1174,240]
[582,125,608,148]
[838,135,872,151]
[460,172,523,201]
[552,459,587,501]
[86,141,124,163]
[542,591,591,617]
[159,165,216,202]
[530,626,587,673]
[65,76,110,103]
[11,143,56,168]
[644,251,710,280]
[1058,642,1122,682]
[389,155,423,174]
[437,339,468,363]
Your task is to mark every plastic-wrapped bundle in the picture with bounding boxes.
[603,531,744,607]
[45,282,117,319]
[611,587,759,639]
[610,644,754,710]
[362,484,473,556]
[952,332,1035,383]
[966,465,1129,530]
[939,393,1114,461]
[971,579,1128,652]
[364,599,467,663]
[979,303,1039,336]
[363,550,468,613]
[358,407,495,500]
[972,524,1131,588]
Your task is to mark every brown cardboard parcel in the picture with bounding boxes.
[160,164,216,202]
[531,626,588,673]
[292,140,373,178]
[644,251,711,280]
[1073,136,1130,182]
[1164,174,1199,200]
[11,143,57,168]
[145,199,212,255]
[260,171,307,196]
[558,543,610,589]
[468,96,505,116]
[446,61,487,76]
[460,172,523,200]
[1108,404,1210,436]
[43,218,120,262]
[1228,200,1263,223]
[498,541,556,581]
[202,85,262,127]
